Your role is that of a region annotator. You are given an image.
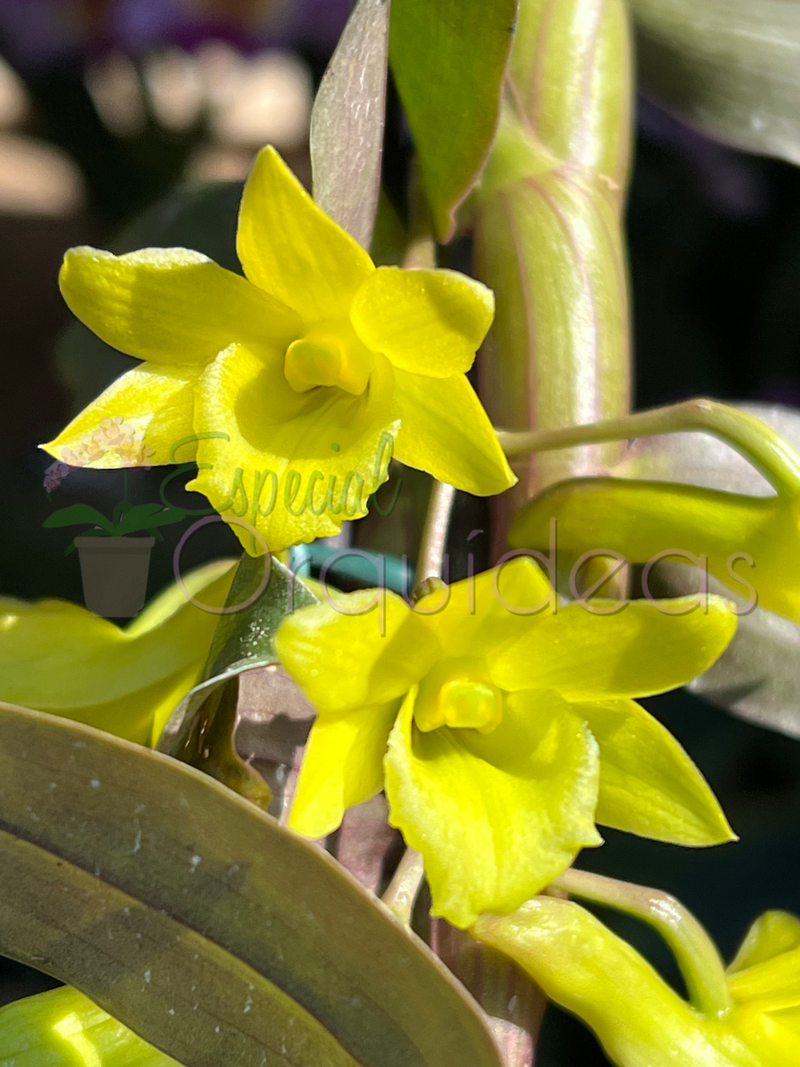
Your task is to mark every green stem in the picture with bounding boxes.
[382,848,425,925]
[496,398,800,498]
[403,159,437,271]
[551,868,732,1018]
[403,233,436,270]
[413,480,456,594]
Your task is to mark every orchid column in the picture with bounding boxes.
[473,0,633,551]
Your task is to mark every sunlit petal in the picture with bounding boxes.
[276,588,439,717]
[577,697,735,845]
[237,145,374,324]
[289,701,400,839]
[189,343,398,553]
[0,560,235,743]
[60,245,299,365]
[42,363,201,467]
[489,596,737,698]
[385,687,601,928]
[393,368,515,495]
[350,266,493,377]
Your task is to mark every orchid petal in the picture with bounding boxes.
[384,687,601,928]
[576,697,735,845]
[276,588,439,717]
[730,912,800,974]
[350,266,493,377]
[59,246,299,365]
[393,368,516,496]
[413,556,553,656]
[189,343,398,553]
[289,701,400,839]
[42,363,201,468]
[511,476,800,624]
[237,145,374,325]
[0,560,235,744]
[489,596,736,698]
[473,898,755,1067]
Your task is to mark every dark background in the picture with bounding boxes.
[0,3,799,1063]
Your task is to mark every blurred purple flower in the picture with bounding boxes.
[0,1,87,71]
[0,0,350,70]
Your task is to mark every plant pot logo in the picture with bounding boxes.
[43,417,186,618]
[43,421,275,619]
[73,534,156,618]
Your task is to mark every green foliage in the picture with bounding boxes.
[0,702,505,1067]
[43,500,187,545]
[632,0,800,166]
[157,556,317,804]
[389,0,518,240]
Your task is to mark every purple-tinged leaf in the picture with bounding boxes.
[310,0,390,249]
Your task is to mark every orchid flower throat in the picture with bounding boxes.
[414,657,505,735]
[284,319,375,396]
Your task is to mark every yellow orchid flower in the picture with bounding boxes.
[0,559,235,746]
[727,910,800,1065]
[474,897,800,1067]
[0,985,178,1067]
[275,557,736,928]
[42,146,515,555]
[510,477,800,625]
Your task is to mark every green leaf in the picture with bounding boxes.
[310,0,390,249]
[631,0,800,166]
[0,701,504,1067]
[43,504,114,533]
[115,504,186,537]
[158,555,317,762]
[389,0,517,241]
[157,555,319,810]
[112,498,135,524]
[653,561,800,741]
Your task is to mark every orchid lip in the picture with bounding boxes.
[414,657,504,734]
[284,326,373,396]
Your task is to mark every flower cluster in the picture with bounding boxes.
[40,139,744,949]
[60,415,156,470]
[43,460,78,492]
[276,557,737,927]
[42,146,515,554]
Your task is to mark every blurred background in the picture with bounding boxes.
[0,2,799,1064]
